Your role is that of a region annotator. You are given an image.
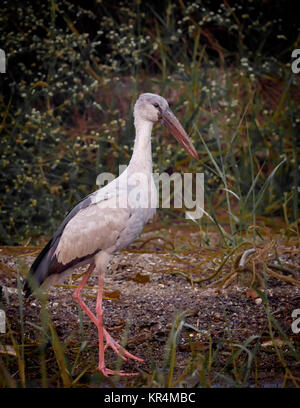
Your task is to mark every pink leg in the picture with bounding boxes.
[73,265,143,376]
[95,273,142,376]
[73,264,97,324]
[95,273,106,374]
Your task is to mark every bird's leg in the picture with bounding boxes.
[95,272,106,374]
[73,263,143,376]
[73,263,98,325]
[103,329,144,364]
[95,273,141,377]
[73,265,137,360]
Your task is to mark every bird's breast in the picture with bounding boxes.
[112,206,154,252]
[111,176,157,252]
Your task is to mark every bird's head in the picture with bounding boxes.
[134,93,198,160]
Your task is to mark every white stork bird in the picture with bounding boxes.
[24,93,198,376]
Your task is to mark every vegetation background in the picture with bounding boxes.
[0,0,299,245]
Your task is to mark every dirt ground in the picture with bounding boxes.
[0,222,300,387]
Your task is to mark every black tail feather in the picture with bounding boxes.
[23,237,56,297]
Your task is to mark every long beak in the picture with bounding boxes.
[161,108,198,160]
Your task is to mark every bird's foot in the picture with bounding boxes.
[103,329,144,363]
[98,366,139,377]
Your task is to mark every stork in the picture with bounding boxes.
[24,93,198,376]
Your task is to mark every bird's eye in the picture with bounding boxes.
[153,103,159,108]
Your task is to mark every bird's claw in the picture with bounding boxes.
[103,330,144,363]
[98,367,139,377]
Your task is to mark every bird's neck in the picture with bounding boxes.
[129,117,153,173]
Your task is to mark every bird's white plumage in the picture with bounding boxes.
[54,96,159,269]
[55,176,157,266]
